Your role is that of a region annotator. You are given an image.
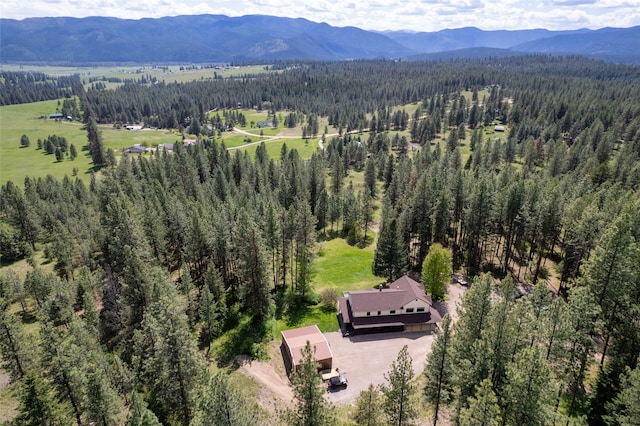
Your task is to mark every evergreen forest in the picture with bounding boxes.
[1,56,640,425]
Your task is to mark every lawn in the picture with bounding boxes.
[231,137,321,160]
[271,236,383,335]
[314,237,382,292]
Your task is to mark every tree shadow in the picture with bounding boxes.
[284,294,314,328]
[18,310,38,325]
[433,300,450,319]
[214,317,267,368]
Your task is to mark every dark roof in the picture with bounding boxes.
[348,275,432,314]
[338,297,351,324]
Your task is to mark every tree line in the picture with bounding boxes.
[0,72,83,106]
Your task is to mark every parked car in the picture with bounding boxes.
[328,375,348,389]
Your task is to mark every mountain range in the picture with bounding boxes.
[1,14,639,64]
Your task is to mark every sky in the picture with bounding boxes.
[2,0,640,32]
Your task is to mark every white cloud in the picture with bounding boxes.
[1,0,639,31]
[551,0,597,5]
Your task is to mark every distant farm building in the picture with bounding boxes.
[494,125,505,132]
[127,144,147,154]
[257,120,274,128]
[338,275,441,335]
[49,113,63,119]
[281,325,333,373]
[126,125,143,130]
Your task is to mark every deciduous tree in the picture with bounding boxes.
[421,243,452,301]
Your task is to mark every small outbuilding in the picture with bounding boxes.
[281,324,333,374]
[257,120,273,128]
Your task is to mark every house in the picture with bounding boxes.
[338,275,441,335]
[127,144,147,154]
[494,125,505,132]
[281,325,333,373]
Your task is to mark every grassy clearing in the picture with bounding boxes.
[1,64,272,88]
[0,100,183,185]
[0,100,88,184]
[233,138,320,160]
[314,237,381,292]
[271,235,382,335]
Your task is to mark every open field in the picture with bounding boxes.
[1,64,272,88]
[0,100,184,185]
[1,97,333,185]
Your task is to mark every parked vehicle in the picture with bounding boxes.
[328,375,348,389]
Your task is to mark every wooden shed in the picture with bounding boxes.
[281,325,333,373]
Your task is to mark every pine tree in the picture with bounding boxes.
[294,197,317,297]
[86,115,106,166]
[458,378,502,426]
[579,209,637,365]
[191,370,262,426]
[424,314,453,425]
[353,384,384,426]
[381,345,416,426]
[133,276,205,425]
[560,286,601,417]
[15,371,73,426]
[373,198,408,282]
[604,365,640,426]
[0,299,31,380]
[199,266,226,355]
[450,274,493,417]
[286,341,335,426]
[364,156,377,198]
[502,347,551,426]
[234,211,272,323]
[83,358,125,426]
[127,392,162,426]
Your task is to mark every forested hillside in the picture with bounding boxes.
[1,56,639,424]
[2,15,639,63]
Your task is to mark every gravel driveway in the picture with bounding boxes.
[324,330,434,405]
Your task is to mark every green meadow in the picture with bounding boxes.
[0,100,184,185]
[1,64,272,88]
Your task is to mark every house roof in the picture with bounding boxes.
[348,275,432,314]
[281,324,333,368]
